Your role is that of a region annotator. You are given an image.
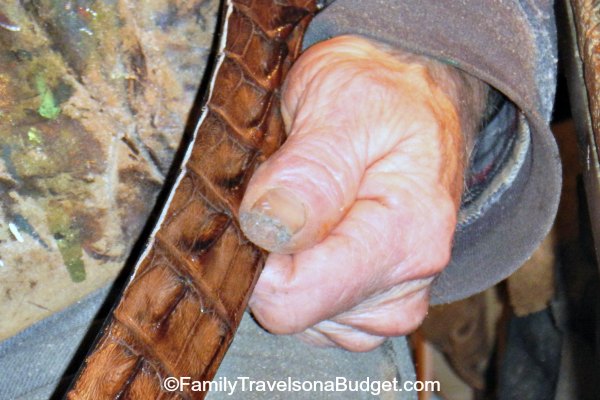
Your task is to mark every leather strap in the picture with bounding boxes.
[67,1,317,398]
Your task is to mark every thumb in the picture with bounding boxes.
[238,103,364,254]
[239,39,377,253]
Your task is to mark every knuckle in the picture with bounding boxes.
[419,197,457,273]
[344,337,385,352]
[424,242,452,274]
[252,302,308,335]
[251,285,310,335]
[397,302,429,335]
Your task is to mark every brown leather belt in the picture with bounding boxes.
[67,1,317,398]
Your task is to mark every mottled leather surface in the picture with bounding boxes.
[67,1,316,398]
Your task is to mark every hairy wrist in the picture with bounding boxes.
[284,34,488,206]
[371,41,489,151]
[366,38,489,204]
[424,60,489,158]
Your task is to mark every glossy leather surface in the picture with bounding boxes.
[67,1,316,398]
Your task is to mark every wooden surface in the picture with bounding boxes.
[563,0,600,274]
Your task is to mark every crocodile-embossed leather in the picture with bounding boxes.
[67,1,317,398]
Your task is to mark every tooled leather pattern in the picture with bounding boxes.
[67,1,316,398]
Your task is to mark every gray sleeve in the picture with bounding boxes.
[303,0,561,304]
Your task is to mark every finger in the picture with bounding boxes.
[249,173,455,335]
[293,327,338,348]
[333,282,431,337]
[313,320,386,352]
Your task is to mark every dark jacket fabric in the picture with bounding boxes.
[303,0,561,304]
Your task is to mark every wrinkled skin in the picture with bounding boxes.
[240,35,487,352]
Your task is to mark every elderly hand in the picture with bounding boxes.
[239,35,487,352]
